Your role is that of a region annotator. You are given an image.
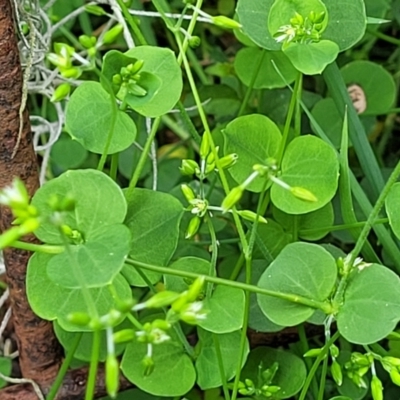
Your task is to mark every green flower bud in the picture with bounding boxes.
[390,367,400,386]
[127,82,147,97]
[236,210,268,224]
[371,375,383,400]
[303,348,323,358]
[129,59,145,75]
[112,74,122,85]
[67,312,91,326]
[51,83,71,102]
[290,186,317,202]
[142,355,155,376]
[200,131,211,159]
[106,354,119,398]
[205,162,216,175]
[244,378,254,387]
[351,352,371,367]
[219,153,238,169]
[19,217,40,234]
[151,319,171,331]
[221,186,243,212]
[185,216,201,239]
[85,4,106,16]
[330,344,340,358]
[266,385,280,393]
[180,159,200,176]
[103,24,124,45]
[383,356,400,367]
[189,36,201,48]
[136,291,180,310]
[212,15,242,30]
[331,360,343,386]
[187,276,205,302]
[54,42,75,57]
[47,53,70,69]
[181,184,196,203]
[79,35,97,49]
[60,67,82,79]
[113,329,136,344]
[179,301,207,324]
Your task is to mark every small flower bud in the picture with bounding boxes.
[186,276,205,302]
[219,153,238,169]
[142,355,154,376]
[113,329,136,344]
[179,301,207,324]
[103,24,124,45]
[189,36,201,48]
[200,131,211,159]
[212,16,242,30]
[79,35,97,49]
[330,344,340,358]
[221,186,243,212]
[85,4,106,15]
[127,82,147,97]
[303,348,323,358]
[236,210,267,224]
[106,354,119,398]
[351,352,371,367]
[371,375,383,400]
[390,367,400,386]
[134,291,180,310]
[181,184,196,203]
[180,159,200,176]
[383,356,400,367]
[290,186,318,202]
[185,216,201,239]
[129,59,145,75]
[51,83,71,103]
[67,312,91,326]
[60,67,82,79]
[331,360,343,386]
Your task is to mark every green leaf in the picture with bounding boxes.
[241,347,307,399]
[121,328,196,396]
[47,224,131,289]
[32,169,127,244]
[340,60,396,115]
[234,48,297,89]
[271,135,339,214]
[65,82,136,154]
[257,242,337,326]
[386,182,400,240]
[164,257,210,292]
[236,0,279,51]
[283,41,339,75]
[337,264,400,344]
[0,357,12,389]
[51,134,88,170]
[195,328,249,390]
[101,50,162,112]
[223,114,282,192]
[323,0,367,51]
[27,252,132,331]
[198,285,245,333]
[124,46,182,117]
[273,202,334,241]
[123,189,184,286]
[268,0,328,37]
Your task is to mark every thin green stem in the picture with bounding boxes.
[116,0,147,45]
[317,352,329,400]
[46,332,83,400]
[237,49,267,117]
[126,258,333,313]
[298,331,340,400]
[12,241,64,254]
[187,47,211,85]
[350,158,400,265]
[175,102,202,144]
[110,153,119,182]
[213,333,231,400]
[205,213,218,298]
[85,329,101,400]
[366,27,400,46]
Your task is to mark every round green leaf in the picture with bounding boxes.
[124,46,182,117]
[236,0,280,51]
[51,134,88,170]
[337,264,400,344]
[198,285,245,333]
[100,50,162,111]
[283,41,339,75]
[164,257,210,293]
[322,0,367,51]
[257,242,337,326]
[123,189,184,286]
[273,202,334,241]
[386,182,400,240]
[340,60,396,115]
[47,224,131,289]
[27,252,132,331]
[65,82,136,154]
[271,135,339,214]
[223,114,282,192]
[241,347,307,399]
[121,333,195,396]
[32,169,127,244]
[234,48,297,89]
[195,328,249,390]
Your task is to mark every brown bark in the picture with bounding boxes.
[0,0,63,383]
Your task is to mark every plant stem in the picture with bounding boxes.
[213,333,231,400]
[85,329,101,400]
[46,332,83,400]
[126,258,333,313]
[11,241,64,254]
